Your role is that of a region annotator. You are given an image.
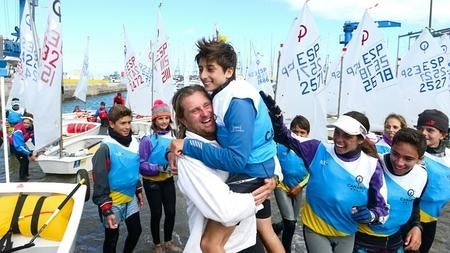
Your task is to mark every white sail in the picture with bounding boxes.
[123,28,152,116]
[8,0,39,111]
[246,47,274,97]
[438,33,450,91]
[340,10,398,131]
[319,57,341,116]
[275,2,328,141]
[73,37,89,102]
[33,0,63,149]
[153,6,176,105]
[395,29,450,126]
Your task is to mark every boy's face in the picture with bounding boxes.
[417,125,445,148]
[198,58,233,93]
[109,116,132,137]
[291,125,308,138]
[389,142,422,176]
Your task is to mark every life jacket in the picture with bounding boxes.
[7,123,33,145]
[98,109,108,120]
[7,109,23,126]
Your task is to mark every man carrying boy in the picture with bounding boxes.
[170,38,283,252]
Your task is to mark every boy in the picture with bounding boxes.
[92,105,143,253]
[170,38,282,252]
[354,128,428,252]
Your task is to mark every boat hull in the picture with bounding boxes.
[37,135,105,175]
[62,122,101,141]
[0,182,87,253]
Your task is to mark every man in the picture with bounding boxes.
[113,92,125,106]
[170,38,283,253]
[172,85,275,253]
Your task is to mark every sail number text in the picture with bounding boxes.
[346,43,394,92]
[281,43,323,95]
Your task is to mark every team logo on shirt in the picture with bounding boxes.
[400,189,416,203]
[347,175,366,192]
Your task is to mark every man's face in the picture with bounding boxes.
[198,58,233,93]
[180,91,215,140]
[12,104,19,111]
[109,116,132,137]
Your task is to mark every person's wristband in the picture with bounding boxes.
[102,209,114,217]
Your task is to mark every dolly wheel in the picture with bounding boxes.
[76,169,91,202]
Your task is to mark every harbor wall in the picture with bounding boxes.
[3,78,127,101]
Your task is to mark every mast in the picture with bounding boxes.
[0,61,10,183]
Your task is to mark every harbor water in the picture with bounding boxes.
[0,92,449,252]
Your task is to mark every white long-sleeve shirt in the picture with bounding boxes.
[177,131,258,253]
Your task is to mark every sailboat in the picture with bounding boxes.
[124,4,176,138]
[61,37,101,138]
[0,2,88,253]
[26,0,101,174]
[275,2,328,141]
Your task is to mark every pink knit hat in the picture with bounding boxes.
[151,99,171,120]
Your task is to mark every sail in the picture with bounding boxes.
[395,29,450,126]
[319,57,341,116]
[275,2,328,141]
[73,37,89,102]
[8,0,39,111]
[33,0,63,149]
[340,10,398,131]
[246,46,274,97]
[152,6,176,105]
[123,28,152,116]
[438,33,450,91]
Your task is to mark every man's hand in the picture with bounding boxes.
[168,139,184,175]
[404,226,422,251]
[169,139,184,155]
[251,177,276,206]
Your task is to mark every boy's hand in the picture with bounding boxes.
[137,192,144,208]
[105,213,118,229]
[404,226,422,251]
[288,185,302,197]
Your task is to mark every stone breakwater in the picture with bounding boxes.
[62,82,127,101]
[3,78,127,101]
